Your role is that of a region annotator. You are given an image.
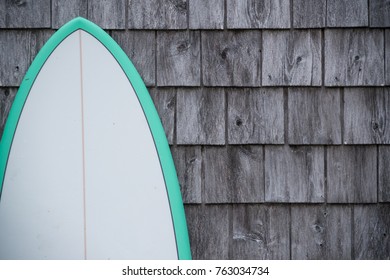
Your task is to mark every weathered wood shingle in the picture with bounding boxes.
[157,31,200,86]
[0,31,31,87]
[0,0,51,28]
[354,205,390,259]
[88,0,125,29]
[325,29,385,86]
[344,88,390,144]
[228,88,284,144]
[327,0,368,27]
[386,30,390,85]
[112,31,155,86]
[288,88,341,145]
[369,0,390,27]
[189,0,224,29]
[0,88,17,139]
[327,146,377,203]
[291,205,352,259]
[232,205,289,259]
[128,0,188,29]
[149,88,175,145]
[227,0,290,29]
[185,205,230,260]
[52,0,88,29]
[379,146,390,202]
[265,146,325,203]
[171,146,202,204]
[262,30,322,86]
[177,88,225,145]
[202,31,262,86]
[292,0,326,28]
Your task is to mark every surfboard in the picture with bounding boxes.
[0,17,191,260]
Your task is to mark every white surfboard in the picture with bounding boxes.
[0,18,191,260]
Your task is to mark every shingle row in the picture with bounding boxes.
[1,0,389,29]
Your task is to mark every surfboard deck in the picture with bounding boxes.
[0,18,191,260]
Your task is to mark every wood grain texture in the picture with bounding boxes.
[327,146,377,203]
[0,31,31,87]
[203,146,264,203]
[370,0,390,27]
[292,0,326,28]
[203,147,229,203]
[386,30,390,85]
[227,0,290,29]
[325,29,384,86]
[344,88,390,144]
[88,0,125,29]
[177,88,225,145]
[157,31,200,86]
[265,146,325,203]
[189,0,224,29]
[202,31,261,86]
[379,146,390,202]
[171,146,202,204]
[0,0,51,28]
[232,205,289,259]
[262,30,322,86]
[228,88,284,144]
[354,205,390,259]
[52,0,88,29]
[149,88,175,145]
[291,205,352,260]
[112,31,155,86]
[0,88,17,139]
[128,0,187,29]
[327,0,368,27]
[288,88,341,144]
[30,30,55,62]
[228,146,264,203]
[185,205,229,259]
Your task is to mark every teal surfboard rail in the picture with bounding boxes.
[0,17,191,260]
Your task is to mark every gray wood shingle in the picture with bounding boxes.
[232,205,289,259]
[52,0,88,29]
[292,0,326,28]
[386,30,390,85]
[157,31,200,86]
[171,146,202,204]
[177,88,225,145]
[369,0,390,27]
[344,88,390,144]
[354,205,390,259]
[112,31,155,86]
[262,30,322,86]
[291,205,352,259]
[128,0,188,29]
[227,0,290,29]
[325,29,385,86]
[202,31,262,86]
[0,0,51,28]
[265,146,325,203]
[327,146,377,203]
[228,88,284,144]
[185,205,229,259]
[30,30,55,61]
[229,146,264,203]
[379,146,390,202]
[0,31,31,87]
[0,88,17,139]
[288,88,341,145]
[327,0,368,27]
[88,0,125,29]
[189,0,224,29]
[149,88,175,145]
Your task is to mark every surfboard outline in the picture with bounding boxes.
[0,17,191,260]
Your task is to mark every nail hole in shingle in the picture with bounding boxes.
[221,48,228,59]
[296,56,302,63]
[3,88,9,97]
[236,119,243,126]
[372,121,379,130]
[268,74,272,80]
[354,55,360,61]
[15,66,19,72]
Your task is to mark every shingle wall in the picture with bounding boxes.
[0,0,389,259]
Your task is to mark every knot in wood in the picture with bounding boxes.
[235,118,243,127]
[13,0,26,6]
[176,41,189,53]
[371,121,379,130]
[296,56,302,63]
[171,0,187,13]
[221,48,229,59]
